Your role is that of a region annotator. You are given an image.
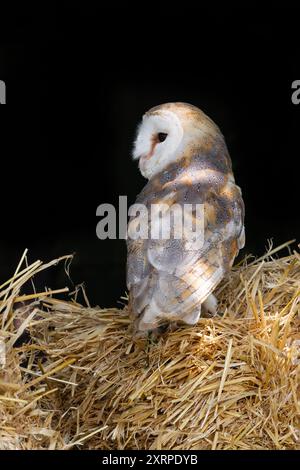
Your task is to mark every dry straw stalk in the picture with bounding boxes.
[0,241,299,449]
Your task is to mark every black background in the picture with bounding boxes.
[0,5,299,307]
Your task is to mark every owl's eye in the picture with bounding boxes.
[158,132,168,143]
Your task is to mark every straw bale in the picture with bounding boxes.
[0,242,299,449]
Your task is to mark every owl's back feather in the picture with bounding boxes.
[127,142,245,331]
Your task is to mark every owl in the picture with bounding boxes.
[127,102,245,332]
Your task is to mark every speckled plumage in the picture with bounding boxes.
[127,102,245,331]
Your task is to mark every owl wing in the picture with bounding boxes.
[127,180,245,323]
[171,182,245,318]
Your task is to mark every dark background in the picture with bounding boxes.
[0,5,299,307]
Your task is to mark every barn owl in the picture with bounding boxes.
[127,102,245,332]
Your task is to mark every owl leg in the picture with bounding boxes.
[137,308,160,332]
[202,293,218,316]
[183,307,201,325]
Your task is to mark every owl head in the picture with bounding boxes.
[132,102,223,180]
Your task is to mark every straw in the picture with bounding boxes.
[0,243,299,449]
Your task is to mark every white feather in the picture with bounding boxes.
[132,110,184,179]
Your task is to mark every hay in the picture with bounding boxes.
[0,242,299,450]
